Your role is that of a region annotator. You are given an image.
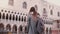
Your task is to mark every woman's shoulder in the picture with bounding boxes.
[37,17,43,21]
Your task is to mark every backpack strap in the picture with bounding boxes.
[36,19,38,28]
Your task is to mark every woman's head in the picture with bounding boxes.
[29,7,37,15]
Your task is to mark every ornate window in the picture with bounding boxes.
[19,16,20,21]
[23,2,27,9]
[9,14,12,20]
[43,8,47,19]
[2,13,5,19]
[35,5,38,11]
[43,8,46,13]
[6,14,8,19]
[21,16,23,21]
[24,17,26,22]
[58,12,60,17]
[5,10,7,12]
[11,11,13,13]
[1,9,3,12]
[16,15,18,21]
[13,14,15,20]
[8,11,10,13]
[9,0,14,6]
[50,10,53,15]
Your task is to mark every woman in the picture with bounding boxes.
[27,7,44,34]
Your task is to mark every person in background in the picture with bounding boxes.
[37,13,45,34]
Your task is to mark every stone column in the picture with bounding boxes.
[45,28,46,34]
[11,25,13,34]
[17,27,19,34]
[48,28,49,34]
[23,26,25,34]
[4,25,6,31]
[11,27,12,32]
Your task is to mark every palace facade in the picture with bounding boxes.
[0,0,60,34]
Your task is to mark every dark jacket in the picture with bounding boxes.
[27,15,44,34]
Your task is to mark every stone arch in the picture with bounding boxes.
[25,26,27,33]
[18,25,23,34]
[6,24,11,31]
[19,25,23,32]
[12,25,17,32]
[0,23,4,31]
[46,27,48,34]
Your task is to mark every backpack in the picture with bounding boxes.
[36,18,44,34]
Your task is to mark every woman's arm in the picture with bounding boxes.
[26,15,31,33]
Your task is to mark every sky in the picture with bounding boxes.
[0,0,8,6]
[0,0,60,7]
[44,0,60,6]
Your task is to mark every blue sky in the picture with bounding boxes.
[44,0,60,6]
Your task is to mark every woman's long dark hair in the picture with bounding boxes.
[29,7,37,15]
[29,7,36,12]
